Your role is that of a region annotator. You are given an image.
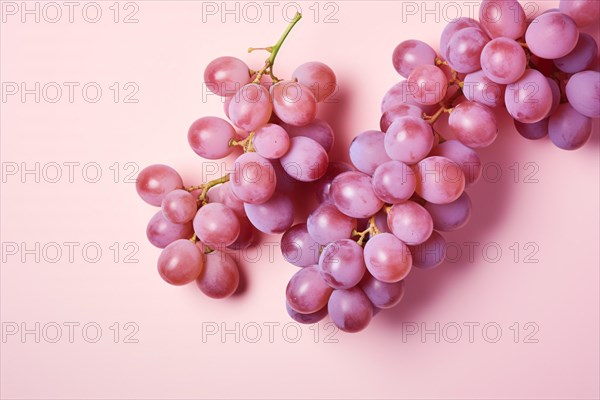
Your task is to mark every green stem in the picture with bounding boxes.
[197,174,230,205]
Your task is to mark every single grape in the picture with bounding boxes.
[440,17,481,60]
[349,130,392,175]
[230,152,277,204]
[157,239,204,285]
[146,210,194,249]
[449,101,498,148]
[566,71,600,118]
[414,156,466,204]
[428,140,482,186]
[286,302,328,324]
[187,117,236,160]
[280,136,329,182]
[380,104,424,132]
[314,162,355,203]
[307,202,357,246]
[244,192,294,234]
[549,103,593,150]
[446,28,489,74]
[384,116,434,164]
[292,61,337,102]
[161,189,197,224]
[193,203,240,247]
[407,65,449,105]
[392,40,437,78]
[136,164,183,207]
[281,223,321,267]
[330,171,384,219]
[381,81,438,114]
[514,119,549,140]
[286,265,333,314]
[218,182,246,218]
[227,217,256,250]
[204,56,251,97]
[272,81,318,126]
[463,70,505,108]
[373,209,391,233]
[283,119,334,153]
[505,69,553,123]
[363,233,412,283]
[196,250,240,299]
[480,37,526,84]
[547,78,561,118]
[559,0,600,27]
[318,239,366,289]
[228,83,273,132]
[360,274,405,309]
[328,287,373,333]
[424,192,471,232]
[554,33,598,74]
[525,12,579,59]
[387,201,433,245]
[252,123,290,160]
[372,160,417,204]
[409,231,447,269]
[479,0,527,39]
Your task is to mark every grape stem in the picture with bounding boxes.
[352,216,381,246]
[186,174,231,205]
[251,12,302,83]
[230,131,256,152]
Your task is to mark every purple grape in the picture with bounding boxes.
[281,223,320,267]
[566,71,600,118]
[387,201,434,245]
[283,118,335,153]
[479,0,527,39]
[559,0,600,27]
[525,12,579,59]
[505,69,553,123]
[244,192,294,234]
[380,104,424,132]
[328,287,373,333]
[363,233,412,283]
[463,70,506,108]
[286,266,333,314]
[446,28,489,74]
[330,171,384,219]
[548,103,593,150]
[349,130,392,175]
[360,274,405,309]
[307,203,357,246]
[313,162,355,203]
[429,140,482,186]
[409,231,447,269]
[554,33,598,74]
[440,17,481,60]
[424,192,472,232]
[480,37,527,84]
[280,136,329,182]
[384,116,434,164]
[449,101,498,148]
[285,302,327,324]
[514,119,549,140]
[318,239,366,289]
[372,160,417,204]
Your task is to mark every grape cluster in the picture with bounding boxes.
[136,13,337,299]
[281,0,599,332]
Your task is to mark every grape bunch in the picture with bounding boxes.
[136,13,337,299]
[281,0,599,332]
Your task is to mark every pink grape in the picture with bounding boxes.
[449,101,498,148]
[480,38,526,84]
[407,65,449,105]
[281,223,320,267]
[161,189,197,224]
[292,61,337,102]
[244,192,294,234]
[146,210,194,249]
[384,116,434,164]
[409,231,447,269]
[381,81,438,114]
[525,12,579,59]
[428,140,482,186]
[463,70,506,108]
[272,81,317,126]
[363,233,412,283]
[286,265,333,314]
[330,171,384,219]
[566,71,600,118]
[252,123,290,160]
[392,40,437,78]
[328,287,373,333]
[136,164,183,207]
[314,162,355,203]
[387,201,434,245]
[505,69,553,123]
[230,152,276,204]
[218,182,246,218]
[548,103,593,150]
[285,302,327,324]
[283,119,335,152]
[307,202,357,245]
[157,239,204,285]
[228,83,272,132]
[414,156,466,204]
[227,217,256,250]
[360,274,405,309]
[196,250,240,299]
[204,56,251,97]
[193,203,240,247]
[280,136,328,182]
[380,104,424,132]
[349,130,392,175]
[440,17,481,60]
[446,28,489,74]
[514,119,549,140]
[546,78,561,118]
[372,160,417,204]
[424,192,472,231]
[559,0,600,27]
[554,33,598,74]
[318,239,366,289]
[187,117,236,160]
[479,0,527,40]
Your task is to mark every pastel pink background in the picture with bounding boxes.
[1,1,599,399]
